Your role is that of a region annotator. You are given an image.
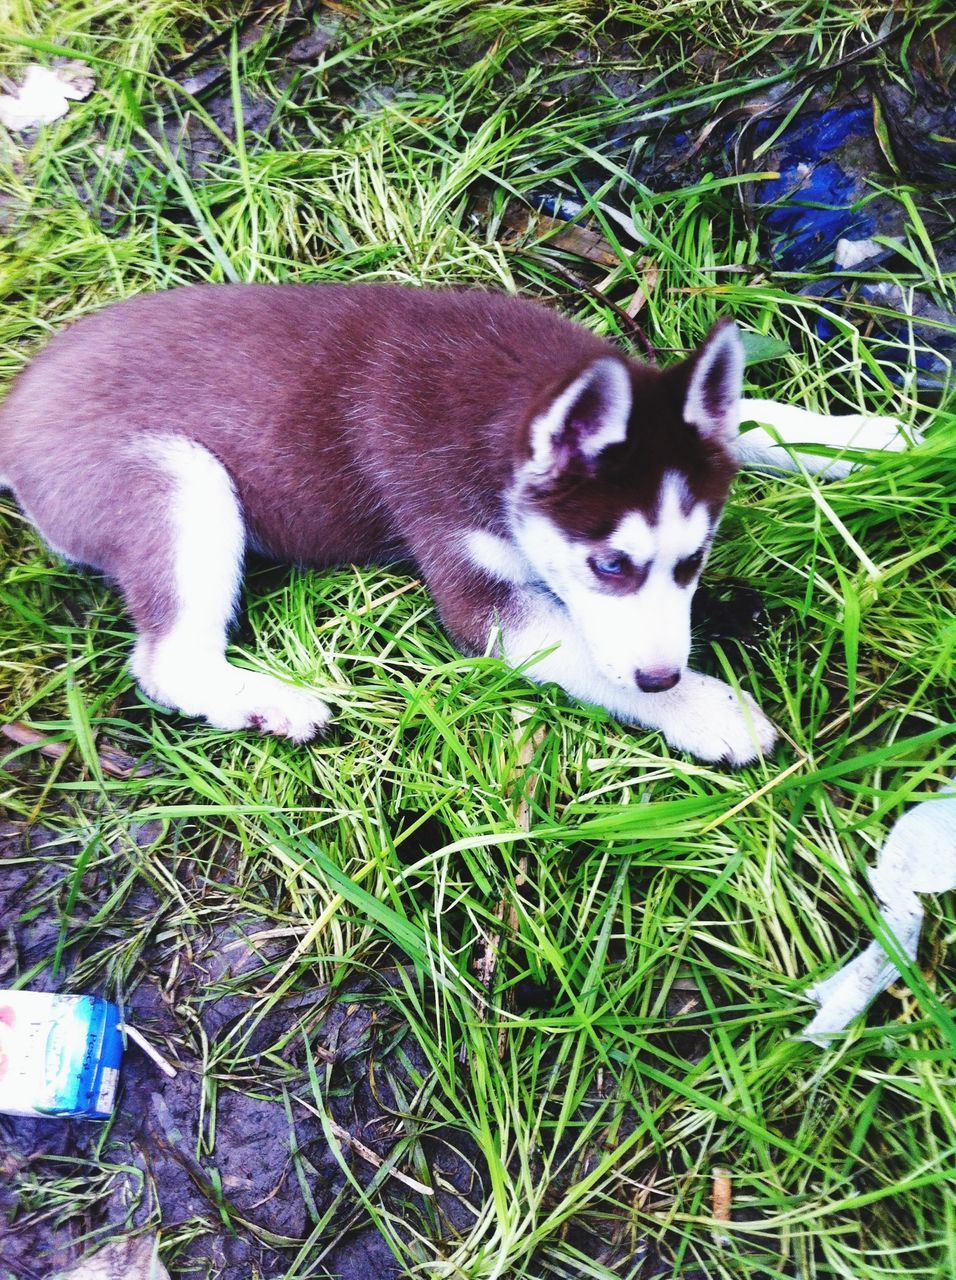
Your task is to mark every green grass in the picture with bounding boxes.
[1,2,955,1277]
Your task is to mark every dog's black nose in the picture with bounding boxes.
[635,667,681,693]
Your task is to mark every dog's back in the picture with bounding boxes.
[0,284,607,568]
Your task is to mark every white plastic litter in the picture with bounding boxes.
[833,236,885,269]
[802,783,956,1045]
[0,62,95,131]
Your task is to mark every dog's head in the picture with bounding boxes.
[511,321,743,692]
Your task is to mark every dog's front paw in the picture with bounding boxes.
[237,675,332,742]
[200,670,332,742]
[659,675,778,766]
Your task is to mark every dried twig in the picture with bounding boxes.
[294,1096,434,1196]
[327,1119,434,1196]
[547,260,658,364]
[117,1022,178,1079]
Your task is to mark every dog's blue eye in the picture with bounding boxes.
[592,552,629,577]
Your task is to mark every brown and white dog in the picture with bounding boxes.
[0,284,912,763]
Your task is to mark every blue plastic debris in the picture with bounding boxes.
[749,106,895,270]
[739,100,956,388]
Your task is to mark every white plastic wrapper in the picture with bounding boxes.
[802,783,956,1044]
[0,62,94,131]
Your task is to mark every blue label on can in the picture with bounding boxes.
[0,991,124,1119]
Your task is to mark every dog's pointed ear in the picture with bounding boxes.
[525,357,632,476]
[680,320,744,445]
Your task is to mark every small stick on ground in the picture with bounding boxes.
[294,1097,434,1197]
[712,1165,733,1244]
[473,899,508,998]
[118,1022,178,1079]
[328,1119,434,1196]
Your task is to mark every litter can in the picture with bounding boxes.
[0,990,123,1119]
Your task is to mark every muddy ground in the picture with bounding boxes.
[0,819,484,1279]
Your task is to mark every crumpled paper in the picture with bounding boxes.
[0,62,95,131]
[802,783,956,1044]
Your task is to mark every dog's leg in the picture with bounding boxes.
[432,567,776,766]
[129,437,330,740]
[736,398,919,479]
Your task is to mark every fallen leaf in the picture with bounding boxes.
[474,194,621,268]
[52,1235,171,1280]
[626,260,659,317]
[537,213,620,266]
[2,721,155,778]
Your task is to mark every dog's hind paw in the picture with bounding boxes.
[822,414,923,477]
[736,399,923,479]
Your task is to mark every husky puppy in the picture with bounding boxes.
[0,284,910,764]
